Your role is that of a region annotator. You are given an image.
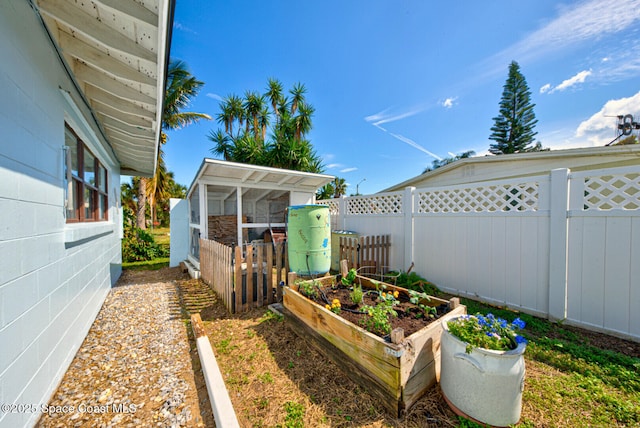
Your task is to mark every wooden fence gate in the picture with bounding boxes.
[199,238,289,314]
[339,235,391,274]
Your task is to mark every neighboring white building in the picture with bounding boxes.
[0,1,173,426]
[383,145,640,191]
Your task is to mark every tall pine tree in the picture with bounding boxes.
[489,61,538,155]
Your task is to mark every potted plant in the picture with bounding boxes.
[440,313,527,427]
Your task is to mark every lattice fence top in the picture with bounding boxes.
[347,193,403,215]
[417,182,539,213]
[583,173,640,211]
[317,199,340,216]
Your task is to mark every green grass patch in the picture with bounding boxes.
[148,227,170,247]
[122,257,169,270]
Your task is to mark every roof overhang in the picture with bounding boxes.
[33,0,174,176]
[188,159,335,201]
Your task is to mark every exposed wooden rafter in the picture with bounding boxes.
[58,30,156,86]
[94,0,159,26]
[38,0,156,62]
[35,0,169,177]
[75,63,156,105]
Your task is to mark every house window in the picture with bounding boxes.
[65,125,108,222]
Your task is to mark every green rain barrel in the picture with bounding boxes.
[287,205,331,276]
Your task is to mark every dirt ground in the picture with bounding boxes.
[126,267,640,427]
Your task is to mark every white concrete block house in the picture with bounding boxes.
[0,1,173,426]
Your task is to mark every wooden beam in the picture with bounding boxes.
[100,115,154,138]
[105,126,155,144]
[38,0,157,62]
[93,101,154,129]
[58,30,157,86]
[107,137,153,157]
[85,86,156,119]
[94,0,158,27]
[75,63,156,105]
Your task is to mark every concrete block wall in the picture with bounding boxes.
[0,2,123,426]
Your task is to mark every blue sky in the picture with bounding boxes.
[164,0,640,194]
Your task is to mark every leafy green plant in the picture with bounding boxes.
[360,291,399,335]
[360,303,397,335]
[394,271,439,295]
[341,268,357,286]
[121,208,168,262]
[408,290,437,318]
[297,279,318,299]
[349,284,363,305]
[447,313,527,354]
[282,401,305,428]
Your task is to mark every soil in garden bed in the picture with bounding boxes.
[311,285,449,338]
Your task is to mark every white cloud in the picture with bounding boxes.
[540,70,593,94]
[173,21,197,34]
[340,167,358,173]
[206,93,223,101]
[441,97,457,108]
[480,0,640,80]
[325,163,342,169]
[553,70,592,92]
[575,90,640,145]
[364,104,428,126]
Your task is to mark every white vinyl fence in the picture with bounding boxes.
[320,166,640,341]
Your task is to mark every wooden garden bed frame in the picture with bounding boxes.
[283,262,466,416]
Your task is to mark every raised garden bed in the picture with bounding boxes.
[282,270,466,416]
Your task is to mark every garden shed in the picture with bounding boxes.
[170,158,334,271]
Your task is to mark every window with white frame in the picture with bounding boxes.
[65,125,108,222]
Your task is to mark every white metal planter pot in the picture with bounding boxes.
[440,318,526,427]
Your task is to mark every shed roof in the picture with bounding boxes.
[382,145,640,192]
[34,0,174,176]
[188,159,335,201]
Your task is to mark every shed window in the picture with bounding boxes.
[65,124,108,222]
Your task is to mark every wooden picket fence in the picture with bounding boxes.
[199,238,289,314]
[339,235,391,274]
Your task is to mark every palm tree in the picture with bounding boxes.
[208,129,232,160]
[136,59,210,229]
[207,79,323,174]
[259,106,270,141]
[294,102,314,141]
[266,78,283,120]
[316,183,334,200]
[332,177,347,198]
[289,82,306,115]
[243,91,268,138]
[217,94,243,138]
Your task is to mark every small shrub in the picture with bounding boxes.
[121,208,168,262]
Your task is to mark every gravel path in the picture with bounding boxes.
[37,268,212,428]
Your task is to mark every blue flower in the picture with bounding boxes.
[499,319,508,328]
[515,335,527,344]
[512,318,526,329]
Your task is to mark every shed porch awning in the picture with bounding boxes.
[189,159,335,203]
